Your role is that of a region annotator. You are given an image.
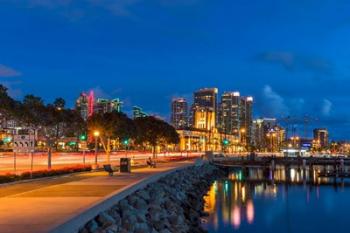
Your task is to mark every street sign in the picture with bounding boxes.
[13,134,35,153]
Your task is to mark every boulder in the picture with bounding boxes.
[96,212,115,228]
[85,220,99,233]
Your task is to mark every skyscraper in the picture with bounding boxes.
[193,88,218,112]
[313,128,329,148]
[240,96,253,144]
[76,91,123,120]
[218,92,253,145]
[218,92,241,135]
[192,88,218,128]
[252,118,280,151]
[76,92,89,121]
[171,98,188,129]
[133,106,148,119]
[95,98,123,114]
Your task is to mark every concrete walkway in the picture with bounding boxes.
[0,161,193,233]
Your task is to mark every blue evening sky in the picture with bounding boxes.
[1,0,350,139]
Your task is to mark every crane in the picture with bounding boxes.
[278,115,318,139]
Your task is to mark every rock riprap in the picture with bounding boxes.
[79,163,224,233]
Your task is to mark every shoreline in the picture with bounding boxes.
[79,162,225,233]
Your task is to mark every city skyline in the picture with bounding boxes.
[1,0,350,138]
[0,83,338,141]
[1,2,350,233]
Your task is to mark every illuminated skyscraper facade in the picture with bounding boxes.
[192,88,218,128]
[193,88,218,111]
[218,92,241,135]
[95,98,123,114]
[218,92,254,145]
[76,92,89,121]
[313,128,329,148]
[171,98,188,129]
[133,106,148,119]
[76,91,123,120]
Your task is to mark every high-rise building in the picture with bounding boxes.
[240,96,254,144]
[218,92,253,145]
[171,98,188,129]
[76,92,90,121]
[313,128,329,148]
[76,91,123,120]
[95,98,123,114]
[133,106,148,119]
[193,88,218,111]
[192,88,218,127]
[218,92,241,135]
[252,118,285,151]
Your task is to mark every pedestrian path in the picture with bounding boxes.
[0,161,193,233]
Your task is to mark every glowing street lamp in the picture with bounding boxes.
[93,131,100,137]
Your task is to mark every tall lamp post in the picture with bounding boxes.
[93,130,100,166]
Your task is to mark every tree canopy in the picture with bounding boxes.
[0,84,180,162]
[134,116,179,157]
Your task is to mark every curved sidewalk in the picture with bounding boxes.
[0,161,193,233]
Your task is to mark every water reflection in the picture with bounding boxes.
[203,166,350,233]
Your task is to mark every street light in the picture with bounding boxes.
[123,138,130,158]
[93,130,100,165]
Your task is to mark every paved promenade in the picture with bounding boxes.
[0,161,193,233]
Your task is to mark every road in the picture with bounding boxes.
[0,151,201,174]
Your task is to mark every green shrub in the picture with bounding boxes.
[0,165,92,184]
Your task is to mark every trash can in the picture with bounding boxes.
[120,158,131,173]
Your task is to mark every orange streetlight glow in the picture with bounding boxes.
[93,130,100,137]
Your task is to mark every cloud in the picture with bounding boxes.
[256,51,333,75]
[321,98,332,116]
[0,64,21,77]
[261,85,289,117]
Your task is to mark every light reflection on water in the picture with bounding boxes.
[203,166,350,233]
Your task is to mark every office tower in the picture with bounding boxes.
[133,106,148,119]
[240,96,253,144]
[193,88,218,111]
[76,91,123,120]
[218,92,241,135]
[313,128,329,148]
[76,92,90,121]
[95,98,123,114]
[171,98,188,129]
[252,118,283,151]
[192,88,218,128]
[218,92,253,145]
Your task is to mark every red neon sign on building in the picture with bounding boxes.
[88,90,94,117]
